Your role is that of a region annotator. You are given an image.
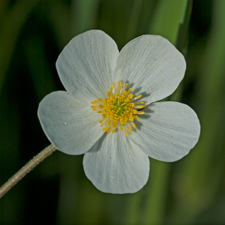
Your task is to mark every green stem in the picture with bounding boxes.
[0,144,56,199]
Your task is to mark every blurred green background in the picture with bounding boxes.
[0,0,225,224]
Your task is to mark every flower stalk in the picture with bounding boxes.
[0,144,56,199]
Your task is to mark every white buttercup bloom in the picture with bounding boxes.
[38,30,200,194]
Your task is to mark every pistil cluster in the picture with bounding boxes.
[91,81,145,135]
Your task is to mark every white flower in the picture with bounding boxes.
[38,30,200,194]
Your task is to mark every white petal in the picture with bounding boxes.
[129,102,200,162]
[83,131,149,194]
[38,91,104,155]
[114,35,186,104]
[56,30,119,104]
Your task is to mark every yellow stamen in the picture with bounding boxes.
[111,123,117,128]
[135,105,145,109]
[137,111,145,115]
[128,124,132,132]
[131,122,136,127]
[128,94,133,99]
[134,95,142,100]
[91,81,146,135]
[122,90,127,95]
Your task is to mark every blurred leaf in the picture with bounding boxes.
[149,0,187,44]
[0,86,21,224]
[0,0,8,24]
[71,0,99,36]
[125,0,143,42]
[0,0,39,95]
[176,0,192,52]
[47,1,71,48]
[169,0,225,223]
[24,36,57,100]
[139,1,192,224]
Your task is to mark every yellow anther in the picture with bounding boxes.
[122,90,127,95]
[134,95,142,100]
[115,92,120,98]
[135,105,145,109]
[128,94,133,99]
[111,123,117,128]
[91,80,146,135]
[131,122,136,127]
[124,83,128,89]
[128,125,132,132]
[129,116,134,121]
[137,111,145,115]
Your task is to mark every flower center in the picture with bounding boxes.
[91,81,146,135]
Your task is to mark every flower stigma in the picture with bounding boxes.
[91,81,146,135]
